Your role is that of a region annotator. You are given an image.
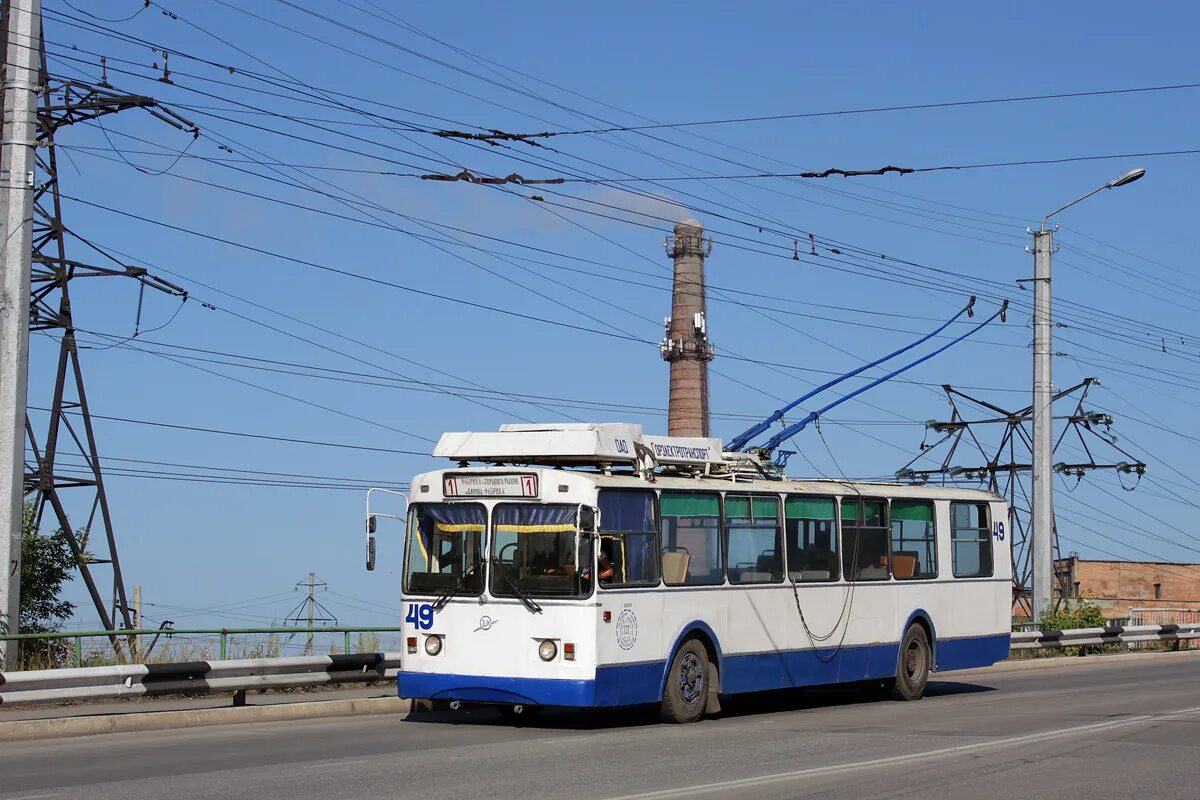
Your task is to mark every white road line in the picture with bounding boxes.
[604,705,1200,800]
[299,757,370,770]
[4,793,63,800]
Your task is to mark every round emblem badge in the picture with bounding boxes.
[616,608,638,650]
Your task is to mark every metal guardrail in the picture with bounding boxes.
[3,624,1194,708]
[0,626,404,667]
[1011,622,1200,649]
[0,651,403,707]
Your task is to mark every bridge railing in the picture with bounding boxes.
[0,651,402,707]
[1010,622,1200,650]
[0,626,404,669]
[2,624,1196,709]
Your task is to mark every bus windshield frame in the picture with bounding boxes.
[489,502,594,599]
[403,502,486,597]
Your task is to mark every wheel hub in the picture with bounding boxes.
[679,651,705,704]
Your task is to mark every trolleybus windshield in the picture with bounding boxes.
[489,503,594,598]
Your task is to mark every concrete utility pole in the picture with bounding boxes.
[0,0,41,670]
[1030,227,1054,622]
[1030,167,1145,623]
[132,584,142,660]
[661,218,714,437]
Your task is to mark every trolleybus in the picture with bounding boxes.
[370,423,1011,723]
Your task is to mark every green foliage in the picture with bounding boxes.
[1038,599,1108,657]
[1038,599,1107,633]
[18,502,78,634]
[18,502,92,668]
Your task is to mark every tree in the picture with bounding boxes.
[19,502,79,634]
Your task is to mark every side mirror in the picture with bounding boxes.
[366,535,377,571]
[366,515,377,534]
[579,507,596,532]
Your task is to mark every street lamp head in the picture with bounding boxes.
[1107,167,1146,189]
[1042,167,1147,228]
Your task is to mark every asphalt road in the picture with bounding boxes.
[3,653,1199,800]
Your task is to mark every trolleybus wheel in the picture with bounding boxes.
[889,623,931,701]
[659,638,709,724]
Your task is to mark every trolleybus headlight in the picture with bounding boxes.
[424,635,443,656]
[538,640,557,661]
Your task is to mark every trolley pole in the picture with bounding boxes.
[1030,227,1054,624]
[0,0,42,670]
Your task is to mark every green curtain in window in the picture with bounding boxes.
[725,496,750,518]
[787,497,834,519]
[660,493,719,517]
[841,499,885,523]
[752,497,778,519]
[892,500,934,522]
[727,496,779,521]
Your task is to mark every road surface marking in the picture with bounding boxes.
[604,705,1200,800]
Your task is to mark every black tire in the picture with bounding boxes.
[497,704,542,722]
[660,638,710,724]
[890,623,931,701]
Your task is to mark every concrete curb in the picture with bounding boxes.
[948,647,1200,678]
[0,696,411,742]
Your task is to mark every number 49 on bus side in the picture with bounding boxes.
[406,603,434,630]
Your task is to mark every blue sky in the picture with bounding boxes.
[31,1,1200,630]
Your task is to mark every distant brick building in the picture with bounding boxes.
[1053,556,1200,621]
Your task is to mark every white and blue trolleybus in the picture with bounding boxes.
[369,422,1011,723]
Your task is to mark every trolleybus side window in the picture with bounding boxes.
[597,489,660,587]
[660,492,723,586]
[404,502,485,595]
[951,502,993,578]
[725,495,783,584]
[490,503,594,597]
[890,499,938,580]
[785,496,839,581]
[841,498,890,581]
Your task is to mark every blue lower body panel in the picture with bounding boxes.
[935,633,1011,671]
[398,633,1010,708]
[398,672,596,706]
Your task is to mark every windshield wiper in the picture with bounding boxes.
[432,559,480,610]
[490,556,543,614]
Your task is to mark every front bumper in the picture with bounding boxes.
[399,671,596,706]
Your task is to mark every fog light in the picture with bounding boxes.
[406,636,417,654]
[424,635,443,656]
[564,642,575,661]
[538,640,557,661]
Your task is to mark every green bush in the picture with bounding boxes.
[1038,599,1108,657]
[1039,599,1107,632]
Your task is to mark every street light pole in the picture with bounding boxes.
[1029,167,1145,623]
[1030,227,1054,622]
[0,0,43,670]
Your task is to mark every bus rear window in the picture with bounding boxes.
[404,503,485,596]
[952,502,993,577]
